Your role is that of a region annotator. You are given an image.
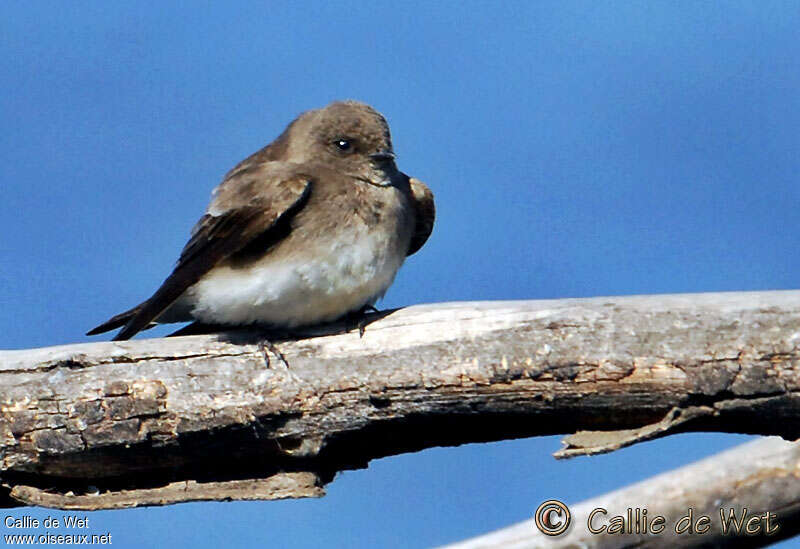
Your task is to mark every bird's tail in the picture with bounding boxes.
[86,305,143,336]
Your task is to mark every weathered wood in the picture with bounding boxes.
[9,472,322,510]
[1,291,799,510]
[439,436,800,549]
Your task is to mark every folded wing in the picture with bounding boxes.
[88,166,312,340]
[406,177,435,256]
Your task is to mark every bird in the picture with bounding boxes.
[87,100,434,341]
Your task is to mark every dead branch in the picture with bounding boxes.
[439,436,800,549]
[1,291,799,511]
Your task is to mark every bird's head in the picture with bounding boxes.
[288,100,399,186]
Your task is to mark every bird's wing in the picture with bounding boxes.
[406,177,435,256]
[89,164,312,340]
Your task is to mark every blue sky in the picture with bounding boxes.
[1,2,798,547]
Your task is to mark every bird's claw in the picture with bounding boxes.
[258,339,290,369]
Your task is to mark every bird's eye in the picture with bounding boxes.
[335,139,353,153]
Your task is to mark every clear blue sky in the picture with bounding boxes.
[2,3,798,548]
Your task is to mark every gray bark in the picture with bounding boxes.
[439,436,800,549]
[1,291,799,515]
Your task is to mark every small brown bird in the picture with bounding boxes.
[87,100,434,340]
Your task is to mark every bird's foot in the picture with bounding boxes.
[258,338,290,369]
[345,305,380,338]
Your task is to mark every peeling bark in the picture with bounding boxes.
[1,291,799,510]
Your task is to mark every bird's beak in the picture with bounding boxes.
[369,150,396,162]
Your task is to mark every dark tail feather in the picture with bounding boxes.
[86,305,143,336]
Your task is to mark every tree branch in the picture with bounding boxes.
[1,291,799,510]
[439,436,800,549]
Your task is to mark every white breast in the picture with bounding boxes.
[180,223,407,328]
